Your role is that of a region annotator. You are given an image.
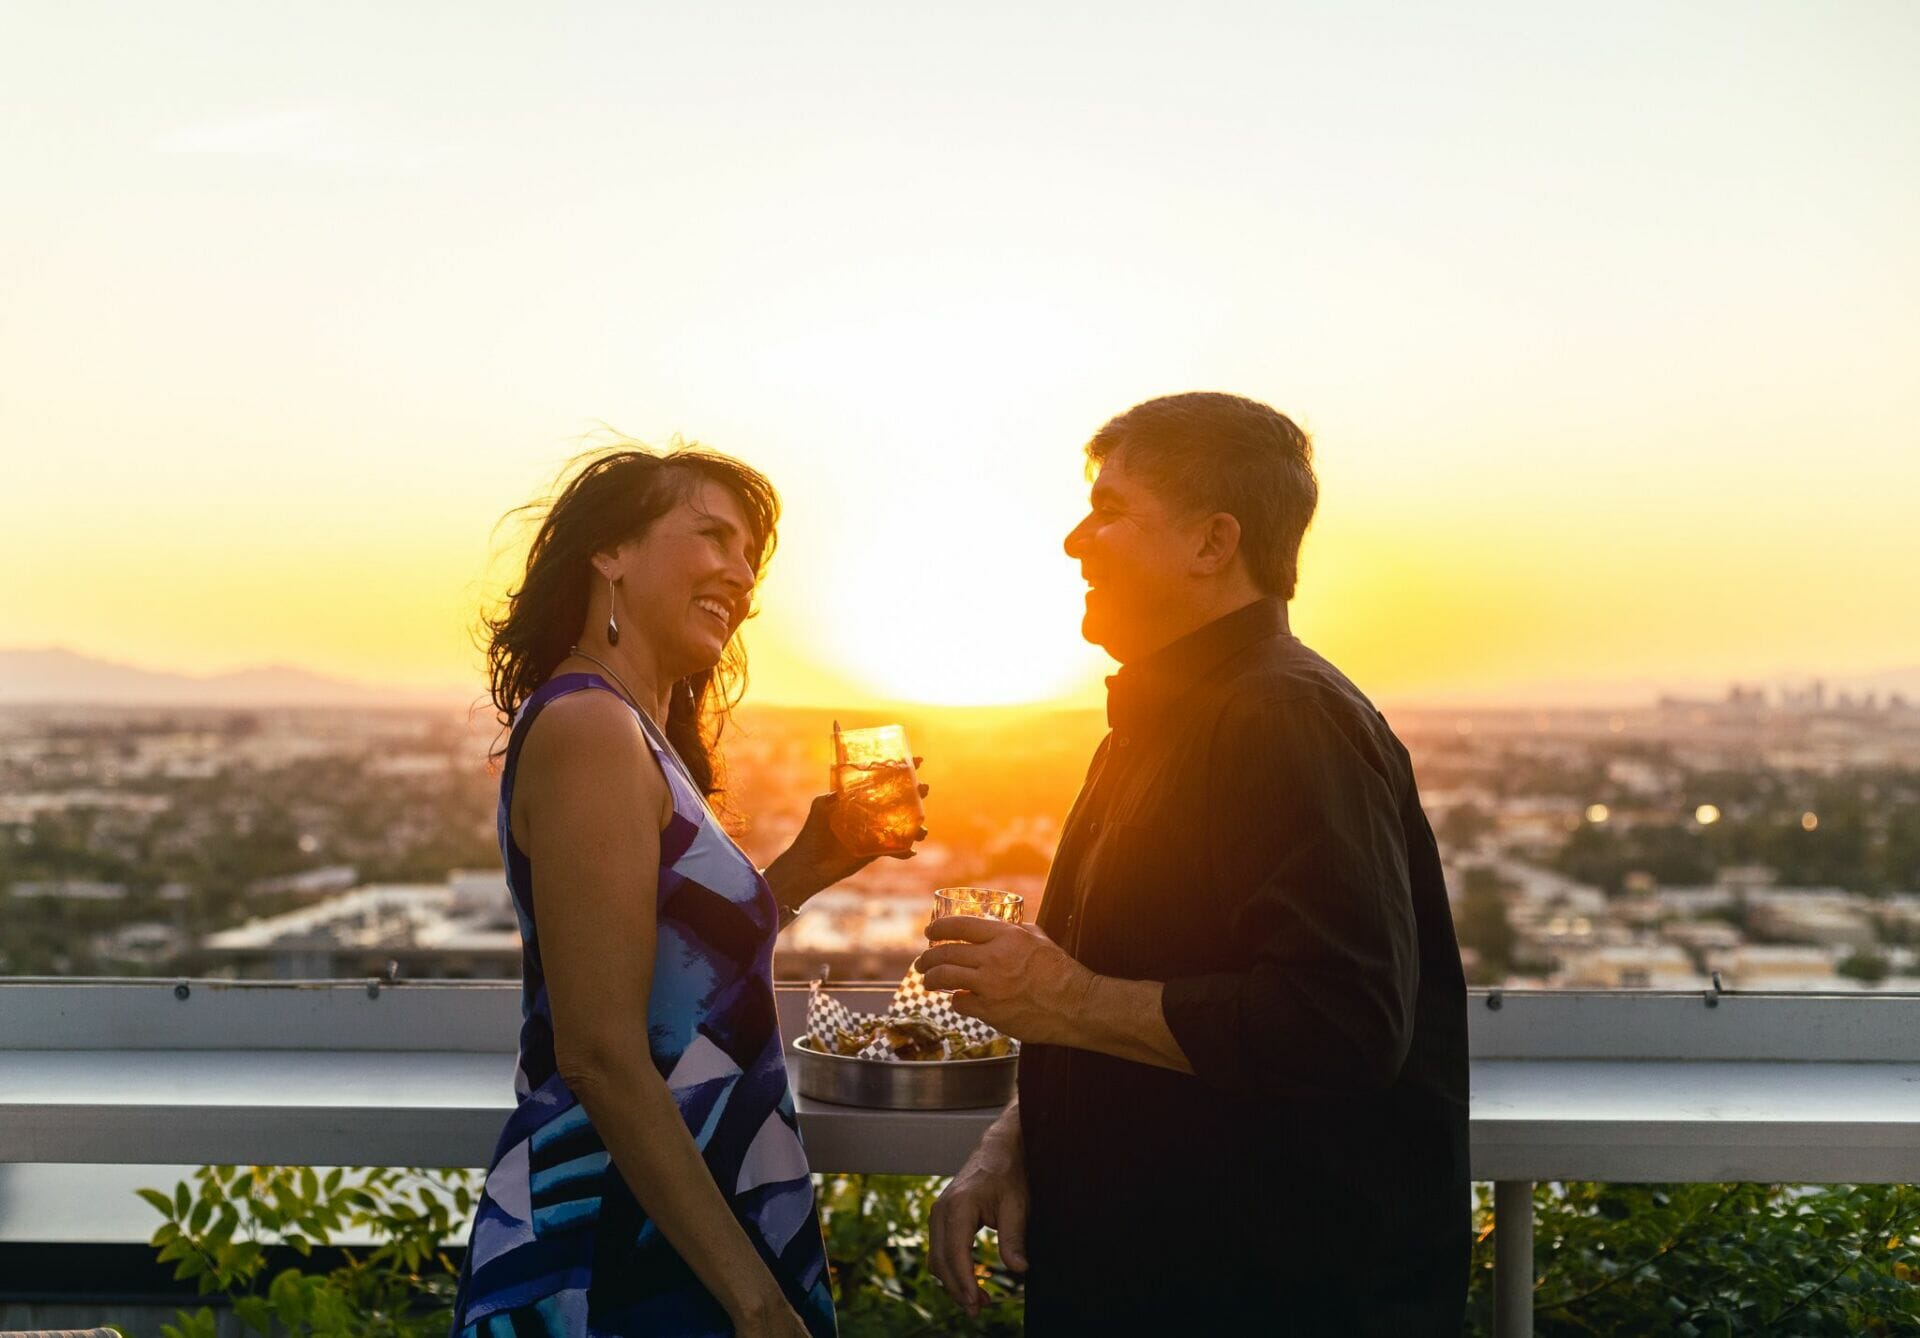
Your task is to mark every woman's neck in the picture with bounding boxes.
[563,644,673,727]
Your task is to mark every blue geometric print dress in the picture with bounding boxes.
[451,674,835,1337]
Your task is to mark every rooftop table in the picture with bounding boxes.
[5,980,1919,1335]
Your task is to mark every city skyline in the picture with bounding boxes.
[5,3,1917,708]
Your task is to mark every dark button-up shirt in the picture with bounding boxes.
[1018,597,1469,1335]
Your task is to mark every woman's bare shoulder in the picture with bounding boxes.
[515,688,669,813]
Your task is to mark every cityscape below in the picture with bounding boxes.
[3,683,1917,994]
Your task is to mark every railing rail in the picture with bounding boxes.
[6,980,1920,1336]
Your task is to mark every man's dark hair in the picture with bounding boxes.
[1085,392,1318,600]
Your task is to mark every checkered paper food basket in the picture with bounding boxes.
[804,967,1008,1061]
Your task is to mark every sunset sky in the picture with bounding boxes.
[4,3,1916,709]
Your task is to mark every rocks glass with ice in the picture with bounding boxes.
[931,886,1025,929]
[924,886,1024,996]
[829,722,925,857]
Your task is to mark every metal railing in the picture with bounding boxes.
[5,979,1918,1335]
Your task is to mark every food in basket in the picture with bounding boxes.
[825,1026,874,1057]
[806,1017,1015,1063]
[878,1017,947,1061]
[804,976,1016,1065]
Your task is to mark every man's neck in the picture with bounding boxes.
[1119,588,1273,667]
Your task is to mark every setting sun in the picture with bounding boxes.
[3,4,1916,713]
[795,464,1111,707]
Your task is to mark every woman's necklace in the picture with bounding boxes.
[566,646,652,721]
[566,647,708,790]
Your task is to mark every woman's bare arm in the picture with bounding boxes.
[520,691,803,1333]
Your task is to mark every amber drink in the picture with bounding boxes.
[931,886,1025,930]
[925,886,1024,996]
[829,723,924,856]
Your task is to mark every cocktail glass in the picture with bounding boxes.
[829,722,925,857]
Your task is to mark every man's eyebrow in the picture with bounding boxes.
[1089,481,1123,505]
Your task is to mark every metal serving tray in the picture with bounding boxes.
[790,1037,1018,1110]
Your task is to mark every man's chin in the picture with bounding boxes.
[1079,609,1122,659]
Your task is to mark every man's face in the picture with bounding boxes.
[1062,451,1196,664]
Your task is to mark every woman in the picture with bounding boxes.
[452,444,913,1337]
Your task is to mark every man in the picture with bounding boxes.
[919,393,1469,1334]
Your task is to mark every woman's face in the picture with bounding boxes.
[605,479,760,679]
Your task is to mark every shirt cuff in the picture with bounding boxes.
[1159,973,1250,1095]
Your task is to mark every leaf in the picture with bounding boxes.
[174,1181,192,1219]
[233,1295,272,1334]
[269,1266,310,1324]
[188,1196,213,1234]
[139,1187,177,1219]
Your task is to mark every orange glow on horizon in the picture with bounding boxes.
[3,6,1916,711]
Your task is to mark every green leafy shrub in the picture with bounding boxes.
[139,1164,477,1337]
[141,1168,1018,1336]
[1467,1181,1920,1336]
[816,1174,1022,1336]
[147,1165,1916,1335]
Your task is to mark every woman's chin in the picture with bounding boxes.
[679,632,730,678]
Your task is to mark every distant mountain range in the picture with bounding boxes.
[3,645,1916,713]
[0,648,471,709]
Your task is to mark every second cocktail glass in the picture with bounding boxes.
[925,886,1024,997]
[931,886,1025,930]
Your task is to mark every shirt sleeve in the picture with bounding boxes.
[1159,693,1419,1096]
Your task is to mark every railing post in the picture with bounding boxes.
[1493,1179,1534,1337]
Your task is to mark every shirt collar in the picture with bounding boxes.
[1105,596,1291,733]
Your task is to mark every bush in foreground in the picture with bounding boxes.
[141,1169,1917,1335]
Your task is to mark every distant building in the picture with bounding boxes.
[1660,920,1744,954]
[201,872,519,979]
[1747,894,1876,950]
[92,921,187,967]
[247,865,358,898]
[1710,944,1842,990]
[1551,942,1699,990]
[9,879,129,901]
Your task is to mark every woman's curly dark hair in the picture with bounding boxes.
[481,440,779,797]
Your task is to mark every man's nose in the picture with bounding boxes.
[1063,516,1089,558]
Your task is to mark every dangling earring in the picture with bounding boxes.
[605,574,621,647]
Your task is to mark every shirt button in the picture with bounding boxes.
[1117,735,1131,748]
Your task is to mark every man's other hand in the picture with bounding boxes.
[917,917,1095,1046]
[930,1131,1028,1317]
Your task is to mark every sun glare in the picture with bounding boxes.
[800,466,1111,706]
[825,531,1109,706]
[738,296,1118,707]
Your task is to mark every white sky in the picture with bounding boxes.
[3,2,1916,704]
